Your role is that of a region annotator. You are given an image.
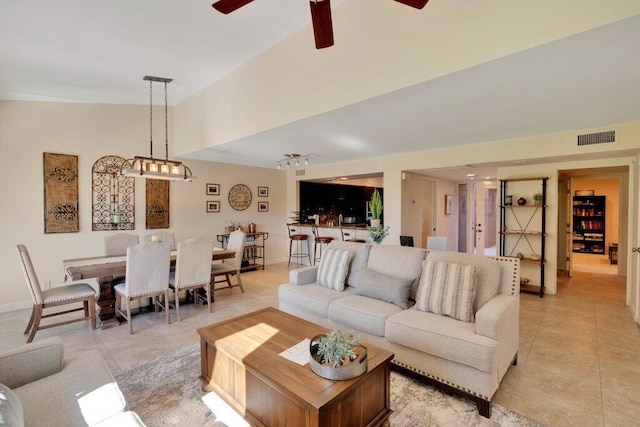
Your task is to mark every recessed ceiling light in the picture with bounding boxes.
[466,173,476,177]
[340,177,348,180]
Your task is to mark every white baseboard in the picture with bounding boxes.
[0,300,31,314]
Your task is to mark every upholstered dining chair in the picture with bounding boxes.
[212,230,246,293]
[114,242,171,334]
[142,232,176,250]
[104,233,139,256]
[169,238,214,321]
[16,244,97,343]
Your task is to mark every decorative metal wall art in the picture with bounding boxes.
[146,179,169,229]
[92,155,134,231]
[43,153,79,233]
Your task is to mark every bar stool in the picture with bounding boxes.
[312,225,334,265]
[287,224,312,266]
[341,226,366,243]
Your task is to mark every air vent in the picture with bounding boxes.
[577,130,615,146]
[296,169,306,176]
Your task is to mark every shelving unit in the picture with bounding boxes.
[572,195,606,254]
[499,177,548,298]
[217,232,268,271]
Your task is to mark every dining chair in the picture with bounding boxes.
[104,233,139,256]
[142,232,176,250]
[341,226,366,243]
[287,224,311,266]
[169,238,214,321]
[16,244,97,343]
[212,230,246,293]
[114,242,171,334]
[312,225,334,265]
[427,236,447,251]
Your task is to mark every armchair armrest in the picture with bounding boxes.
[475,294,519,378]
[0,336,65,389]
[289,266,319,285]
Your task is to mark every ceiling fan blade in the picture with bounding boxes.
[309,0,334,49]
[393,0,428,9]
[212,0,254,14]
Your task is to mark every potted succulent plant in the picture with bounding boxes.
[369,189,383,227]
[533,192,543,206]
[367,225,390,244]
[309,330,367,380]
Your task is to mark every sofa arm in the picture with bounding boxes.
[0,337,65,389]
[475,295,518,340]
[289,266,319,285]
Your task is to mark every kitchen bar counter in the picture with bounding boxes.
[290,223,372,249]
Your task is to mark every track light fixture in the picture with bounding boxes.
[275,153,310,169]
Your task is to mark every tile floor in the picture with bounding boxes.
[1,263,638,426]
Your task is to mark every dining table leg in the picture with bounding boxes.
[96,276,120,329]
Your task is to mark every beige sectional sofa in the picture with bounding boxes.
[278,241,520,418]
[0,337,143,426]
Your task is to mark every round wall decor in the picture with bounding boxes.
[228,184,252,211]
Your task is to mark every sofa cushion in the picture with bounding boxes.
[355,269,414,309]
[14,350,126,426]
[278,283,356,318]
[415,260,477,322]
[329,295,403,337]
[426,251,500,312]
[367,245,426,282]
[386,308,498,372]
[0,383,23,427]
[317,248,353,291]
[327,241,371,287]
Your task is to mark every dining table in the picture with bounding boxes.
[63,247,236,329]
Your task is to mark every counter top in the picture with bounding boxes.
[290,223,369,229]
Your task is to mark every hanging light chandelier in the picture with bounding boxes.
[120,76,196,181]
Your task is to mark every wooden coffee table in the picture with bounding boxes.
[197,307,394,427]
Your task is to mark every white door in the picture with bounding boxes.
[473,183,497,256]
[632,163,640,324]
[421,179,436,248]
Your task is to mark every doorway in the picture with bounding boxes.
[421,179,436,248]
[558,168,628,277]
[457,181,497,255]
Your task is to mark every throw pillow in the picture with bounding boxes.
[0,383,24,427]
[415,260,477,322]
[317,248,353,291]
[355,269,414,309]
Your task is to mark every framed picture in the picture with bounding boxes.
[206,183,220,196]
[444,194,453,215]
[206,201,220,213]
[258,201,269,212]
[258,186,269,197]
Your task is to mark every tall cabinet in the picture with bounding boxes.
[499,177,548,298]
[572,195,606,254]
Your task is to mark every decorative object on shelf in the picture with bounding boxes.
[530,253,541,261]
[370,188,383,227]
[444,194,453,215]
[516,252,524,260]
[92,155,134,231]
[504,195,513,206]
[258,201,269,212]
[146,179,169,229]
[206,183,220,196]
[368,225,390,244]
[248,222,257,233]
[309,330,367,380]
[517,197,527,206]
[520,277,530,286]
[120,76,195,182]
[43,153,79,234]
[275,153,310,169]
[258,186,269,197]
[228,184,252,211]
[206,201,220,213]
[532,192,543,206]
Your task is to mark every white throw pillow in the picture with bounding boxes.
[415,260,477,322]
[317,248,353,291]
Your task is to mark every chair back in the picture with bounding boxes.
[124,242,171,297]
[105,233,139,256]
[341,226,358,241]
[174,238,213,289]
[16,245,43,304]
[143,232,176,250]
[287,224,305,239]
[226,230,247,269]
[427,236,447,251]
[400,235,415,247]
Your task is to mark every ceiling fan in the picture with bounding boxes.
[212,0,428,49]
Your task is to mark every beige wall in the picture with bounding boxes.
[0,100,287,311]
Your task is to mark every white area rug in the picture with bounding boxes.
[114,345,544,426]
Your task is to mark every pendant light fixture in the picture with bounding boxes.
[120,76,196,181]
